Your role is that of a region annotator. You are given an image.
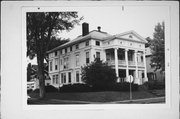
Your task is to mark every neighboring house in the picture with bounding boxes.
[27,64,51,90]
[47,22,148,88]
[145,47,165,82]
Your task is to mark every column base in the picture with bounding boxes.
[117,77,120,83]
[134,78,140,84]
[143,77,148,83]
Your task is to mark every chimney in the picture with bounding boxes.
[97,26,101,32]
[82,22,89,36]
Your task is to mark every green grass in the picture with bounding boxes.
[28,90,159,104]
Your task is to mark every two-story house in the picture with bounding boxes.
[47,22,148,88]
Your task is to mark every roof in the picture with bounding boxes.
[47,30,147,53]
[47,30,111,53]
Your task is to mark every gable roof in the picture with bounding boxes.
[47,30,147,53]
[47,30,111,53]
[103,30,147,44]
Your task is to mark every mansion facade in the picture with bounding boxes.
[47,22,148,88]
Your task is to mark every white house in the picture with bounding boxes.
[47,22,148,88]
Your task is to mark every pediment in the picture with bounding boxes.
[115,31,147,43]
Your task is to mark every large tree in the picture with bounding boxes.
[27,12,82,99]
[150,22,165,72]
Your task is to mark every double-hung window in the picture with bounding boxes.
[76,54,80,66]
[96,52,100,61]
[55,59,58,70]
[86,52,90,64]
[49,60,53,71]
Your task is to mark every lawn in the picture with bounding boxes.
[28,90,162,104]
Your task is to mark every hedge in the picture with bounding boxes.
[143,80,165,90]
[59,82,139,92]
[33,85,59,93]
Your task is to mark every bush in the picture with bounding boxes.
[81,59,117,89]
[33,85,59,93]
[143,80,165,90]
[59,84,92,92]
[59,82,139,92]
[109,82,139,92]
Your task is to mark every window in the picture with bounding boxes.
[96,41,100,46]
[61,73,64,83]
[53,75,56,84]
[70,46,72,51]
[86,52,90,64]
[65,48,67,53]
[96,52,100,61]
[76,54,80,66]
[61,73,66,84]
[63,57,69,69]
[76,71,80,83]
[55,51,57,56]
[56,74,59,84]
[85,41,89,46]
[76,44,79,49]
[49,61,52,71]
[68,72,71,83]
[60,59,63,65]
[55,59,58,70]
[63,73,66,83]
[60,50,62,55]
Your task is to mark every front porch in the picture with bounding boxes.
[117,69,148,85]
[105,48,148,85]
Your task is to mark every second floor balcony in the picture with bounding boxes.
[107,60,144,67]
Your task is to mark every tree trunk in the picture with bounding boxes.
[37,55,45,99]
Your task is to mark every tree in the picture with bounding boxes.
[81,59,116,90]
[150,22,165,72]
[47,37,69,51]
[27,12,82,99]
[27,63,32,82]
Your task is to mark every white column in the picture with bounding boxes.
[143,51,148,82]
[134,50,139,84]
[125,49,129,81]
[114,48,119,81]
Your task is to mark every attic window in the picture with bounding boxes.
[129,35,133,38]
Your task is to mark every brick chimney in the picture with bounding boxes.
[82,22,89,36]
[97,26,101,32]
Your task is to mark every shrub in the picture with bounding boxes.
[59,84,92,92]
[109,82,139,92]
[143,80,165,90]
[33,85,58,93]
[81,58,116,90]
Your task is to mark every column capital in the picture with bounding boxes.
[114,47,119,50]
[134,50,138,53]
[125,48,129,52]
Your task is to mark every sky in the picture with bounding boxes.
[28,5,169,65]
[58,5,169,40]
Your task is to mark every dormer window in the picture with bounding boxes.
[96,41,100,46]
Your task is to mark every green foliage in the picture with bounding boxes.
[150,22,165,72]
[81,58,117,89]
